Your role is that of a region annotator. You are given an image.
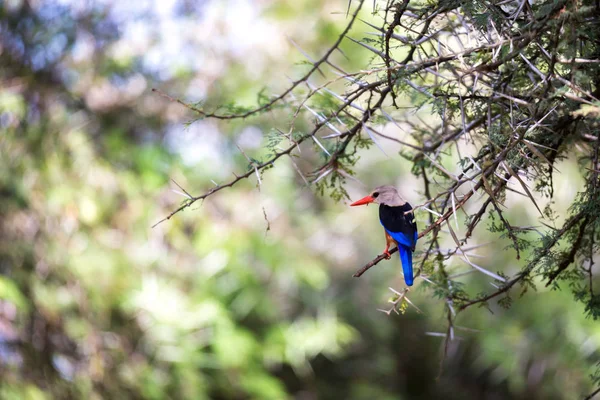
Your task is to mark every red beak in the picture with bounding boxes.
[350,195,375,206]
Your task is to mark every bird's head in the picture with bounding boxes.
[350,185,406,207]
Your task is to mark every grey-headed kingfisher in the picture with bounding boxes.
[350,185,418,286]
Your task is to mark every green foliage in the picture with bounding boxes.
[315,170,351,202]
[2,0,600,398]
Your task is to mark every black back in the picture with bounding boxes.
[379,203,417,250]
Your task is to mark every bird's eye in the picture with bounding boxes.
[372,192,379,198]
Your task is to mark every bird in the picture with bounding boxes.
[350,185,418,286]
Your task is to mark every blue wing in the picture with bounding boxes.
[385,229,416,249]
[385,229,416,286]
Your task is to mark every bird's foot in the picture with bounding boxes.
[382,250,391,259]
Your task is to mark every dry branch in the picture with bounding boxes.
[155,0,600,327]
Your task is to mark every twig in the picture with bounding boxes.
[151,0,367,120]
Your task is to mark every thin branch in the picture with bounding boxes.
[152,0,366,120]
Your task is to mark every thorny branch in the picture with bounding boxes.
[155,0,600,341]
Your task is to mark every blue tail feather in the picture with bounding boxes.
[384,229,415,286]
[398,245,414,286]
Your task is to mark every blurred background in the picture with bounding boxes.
[1,0,599,399]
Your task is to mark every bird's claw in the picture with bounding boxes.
[383,250,391,260]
